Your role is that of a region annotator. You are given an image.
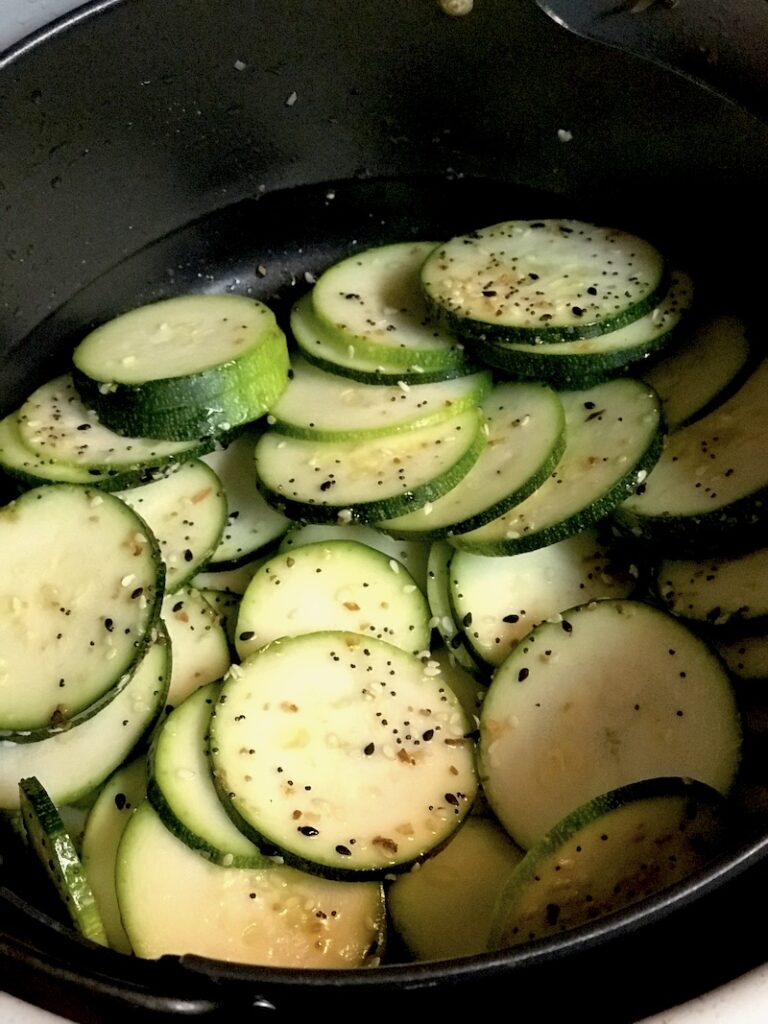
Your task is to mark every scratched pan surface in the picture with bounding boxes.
[2,1,768,1021]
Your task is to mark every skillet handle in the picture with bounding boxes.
[535,0,768,124]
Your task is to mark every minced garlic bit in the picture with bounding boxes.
[438,0,473,14]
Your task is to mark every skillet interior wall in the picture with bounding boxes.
[1,0,768,402]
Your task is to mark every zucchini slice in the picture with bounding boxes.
[81,757,148,953]
[376,381,565,539]
[268,355,491,441]
[119,459,227,593]
[655,545,768,632]
[291,292,470,384]
[616,359,768,555]
[210,631,478,877]
[472,270,692,388]
[17,375,214,473]
[0,413,149,492]
[202,432,291,569]
[449,529,636,669]
[388,817,523,960]
[72,293,290,440]
[234,540,431,661]
[161,588,230,709]
[19,776,108,945]
[0,485,164,739]
[451,378,662,556]
[254,406,487,524]
[640,314,752,430]
[279,523,429,593]
[421,219,667,344]
[148,683,266,867]
[426,541,485,677]
[0,634,168,810]
[117,801,386,967]
[479,599,740,849]
[311,241,470,372]
[488,777,726,949]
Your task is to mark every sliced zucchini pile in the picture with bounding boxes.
[1,214,761,970]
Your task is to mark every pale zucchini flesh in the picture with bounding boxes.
[640,314,752,430]
[268,355,491,441]
[377,381,566,539]
[388,817,523,960]
[0,485,163,738]
[161,588,230,709]
[117,801,386,967]
[450,529,637,669]
[452,378,662,556]
[254,406,486,524]
[81,757,148,953]
[202,432,291,569]
[210,632,478,876]
[422,219,667,343]
[479,599,740,849]
[17,374,211,470]
[235,540,431,661]
[119,458,227,593]
[616,360,768,553]
[291,292,469,384]
[0,634,168,810]
[311,241,469,371]
[148,683,266,866]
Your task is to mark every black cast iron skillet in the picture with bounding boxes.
[2,1,768,1020]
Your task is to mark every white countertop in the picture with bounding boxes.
[0,1,766,1021]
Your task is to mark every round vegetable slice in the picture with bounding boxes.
[210,631,478,877]
[72,293,290,440]
[451,378,662,556]
[421,219,667,343]
[117,801,386,967]
[81,757,148,953]
[16,374,213,471]
[234,540,431,661]
[376,381,565,539]
[0,633,169,810]
[291,292,470,384]
[254,406,487,524]
[479,599,741,849]
[19,776,108,946]
[388,817,523,960]
[616,359,768,555]
[148,683,266,867]
[0,485,164,739]
[118,458,227,593]
[488,777,727,949]
[311,241,470,371]
[268,355,491,441]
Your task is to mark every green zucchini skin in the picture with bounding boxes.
[468,270,693,389]
[72,329,289,442]
[291,291,475,385]
[71,294,291,441]
[19,776,109,946]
